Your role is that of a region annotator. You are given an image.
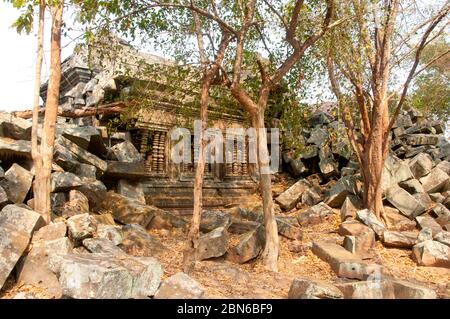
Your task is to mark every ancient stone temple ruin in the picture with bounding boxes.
[39,39,258,212]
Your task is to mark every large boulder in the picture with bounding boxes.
[325,175,358,208]
[116,179,146,204]
[412,240,450,267]
[275,179,310,211]
[227,225,265,264]
[276,217,303,240]
[356,209,386,237]
[49,253,162,299]
[419,168,449,193]
[392,279,437,299]
[385,185,426,219]
[56,136,107,174]
[404,134,439,146]
[78,180,107,212]
[336,280,395,299]
[0,137,31,158]
[288,278,343,299]
[416,215,442,237]
[0,163,33,204]
[382,231,418,248]
[200,210,231,233]
[119,224,165,257]
[154,272,204,299]
[61,125,107,156]
[51,172,83,192]
[0,113,32,140]
[197,226,228,260]
[0,204,44,289]
[67,213,98,245]
[101,191,157,227]
[297,202,335,226]
[0,185,8,208]
[111,141,142,163]
[409,153,434,179]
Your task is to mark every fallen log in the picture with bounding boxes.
[12,101,129,119]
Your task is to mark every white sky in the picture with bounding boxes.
[0,2,80,112]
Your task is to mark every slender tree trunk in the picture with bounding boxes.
[36,0,64,224]
[183,72,211,273]
[252,110,279,272]
[31,0,46,220]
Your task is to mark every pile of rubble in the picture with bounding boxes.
[274,108,450,298]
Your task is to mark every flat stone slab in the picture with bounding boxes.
[385,186,426,219]
[154,272,204,299]
[0,204,44,289]
[392,279,437,299]
[0,137,31,158]
[336,280,395,299]
[49,253,162,299]
[288,277,343,299]
[275,179,309,211]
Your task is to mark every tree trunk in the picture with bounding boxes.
[35,1,64,224]
[182,73,210,273]
[362,98,389,220]
[252,110,279,272]
[31,0,46,220]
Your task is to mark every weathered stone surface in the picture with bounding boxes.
[431,203,450,219]
[78,180,107,212]
[0,164,33,204]
[50,253,162,299]
[356,209,385,237]
[417,227,433,243]
[416,215,442,237]
[288,278,343,299]
[97,224,123,245]
[0,204,44,289]
[420,168,449,193]
[111,141,142,163]
[120,224,165,257]
[71,163,97,181]
[307,127,328,146]
[399,179,424,194]
[405,134,439,146]
[60,190,90,218]
[297,202,335,226]
[301,188,322,206]
[275,179,310,211]
[228,219,261,234]
[154,272,204,299]
[276,217,302,240]
[101,192,156,227]
[434,231,450,247]
[0,137,31,158]
[197,226,228,260]
[51,172,83,192]
[17,237,72,298]
[325,176,358,208]
[0,113,32,140]
[409,153,434,179]
[430,193,446,203]
[62,125,106,155]
[392,279,437,299]
[336,280,395,299]
[116,179,146,204]
[82,238,125,255]
[436,160,450,175]
[385,185,426,219]
[311,241,381,279]
[32,222,67,242]
[93,213,116,226]
[382,231,418,248]
[227,226,265,264]
[148,209,187,230]
[340,197,358,222]
[200,210,231,233]
[342,230,375,255]
[67,213,98,245]
[56,136,107,173]
[412,240,450,267]
[384,206,417,231]
[0,185,8,208]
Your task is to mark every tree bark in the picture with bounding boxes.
[252,110,279,272]
[31,0,46,220]
[35,0,64,224]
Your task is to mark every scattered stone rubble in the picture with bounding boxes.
[0,106,448,299]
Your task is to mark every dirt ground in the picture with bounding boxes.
[1,175,449,299]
